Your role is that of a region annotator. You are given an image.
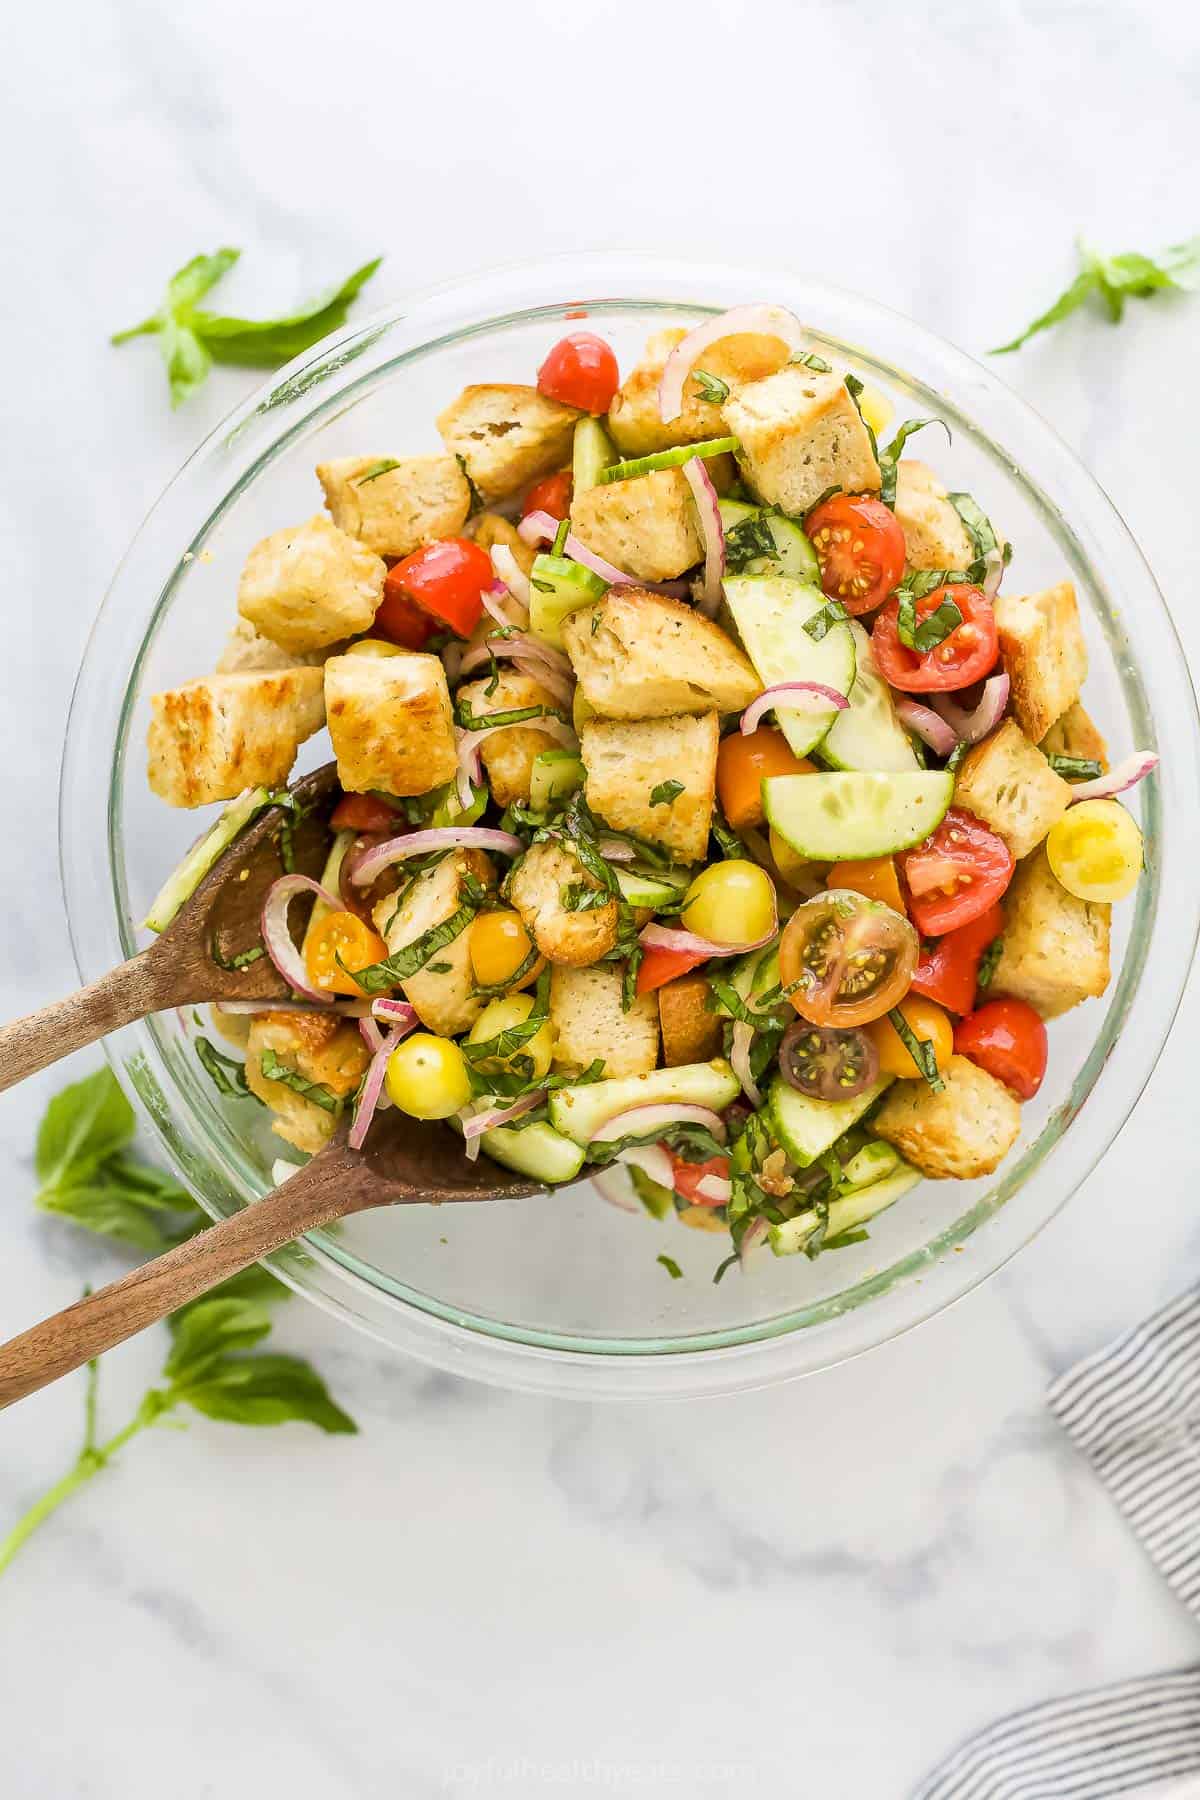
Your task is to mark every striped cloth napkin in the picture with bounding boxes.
[915,1288,1200,1799]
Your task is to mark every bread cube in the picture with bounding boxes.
[608,326,791,456]
[550,964,659,1078]
[1040,701,1109,772]
[147,669,326,808]
[582,713,718,864]
[989,845,1111,1018]
[215,618,335,674]
[995,581,1088,743]
[658,973,723,1066]
[953,719,1071,861]
[893,460,976,572]
[873,1056,1021,1180]
[507,840,618,967]
[244,1012,369,1154]
[570,468,703,583]
[562,588,760,719]
[325,651,457,796]
[316,454,470,558]
[371,850,496,1038]
[237,514,384,654]
[721,365,881,515]
[457,669,566,808]
[436,384,577,503]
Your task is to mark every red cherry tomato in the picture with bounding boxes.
[537,333,619,414]
[901,809,1014,936]
[385,537,493,639]
[635,945,708,995]
[330,794,400,834]
[871,584,998,691]
[670,1154,731,1207]
[374,568,441,649]
[909,902,1005,1014]
[805,493,907,615]
[954,998,1047,1100]
[522,470,574,522]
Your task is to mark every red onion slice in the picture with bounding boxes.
[694,1173,732,1203]
[738,1215,769,1266]
[931,673,1009,744]
[740,681,849,736]
[616,1143,675,1189]
[349,1032,393,1151]
[457,636,576,708]
[681,456,724,617]
[590,1102,727,1145]
[730,1020,762,1108]
[517,511,684,597]
[638,921,777,961]
[350,827,524,887]
[261,874,344,1002]
[595,836,637,863]
[482,579,529,632]
[359,1015,386,1056]
[372,997,418,1027]
[658,303,807,423]
[592,1166,642,1213]
[462,1089,546,1139]
[1066,751,1158,804]
[490,544,532,610]
[894,697,958,757]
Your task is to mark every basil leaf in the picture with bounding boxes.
[35,1067,134,1190]
[723,512,779,574]
[348,900,477,992]
[692,369,730,404]
[258,1048,341,1114]
[464,972,550,1065]
[886,1008,945,1093]
[560,882,613,913]
[1046,753,1103,780]
[790,351,832,373]
[946,491,1001,564]
[805,598,849,642]
[657,1255,684,1280]
[897,589,963,653]
[878,418,948,508]
[976,936,1004,991]
[991,235,1200,354]
[455,453,484,514]
[456,701,563,731]
[166,1297,273,1381]
[174,1352,357,1433]
[711,813,748,860]
[650,780,685,807]
[552,517,570,556]
[843,374,878,461]
[195,1036,257,1100]
[355,458,401,485]
[945,740,968,773]
[36,1155,199,1254]
[209,937,265,971]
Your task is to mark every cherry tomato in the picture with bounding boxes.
[779,1020,879,1100]
[537,332,619,413]
[827,856,905,914]
[909,902,1005,1014]
[522,470,574,522]
[716,728,814,832]
[330,793,399,834]
[954,997,1047,1100]
[872,584,999,692]
[385,537,493,639]
[373,569,441,649]
[681,860,778,948]
[304,909,390,998]
[867,996,954,1080]
[901,809,1013,936]
[636,945,708,994]
[805,493,907,614]
[778,890,919,1028]
[670,1154,731,1207]
[1046,799,1143,902]
[468,910,543,992]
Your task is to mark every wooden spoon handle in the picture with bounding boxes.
[0,951,169,1094]
[0,1157,354,1410]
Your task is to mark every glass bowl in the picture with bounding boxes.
[60,256,1200,1400]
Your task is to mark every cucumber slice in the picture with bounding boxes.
[722,575,855,757]
[615,868,689,909]
[301,829,356,957]
[817,622,919,774]
[838,1141,901,1193]
[718,500,820,584]
[767,1073,893,1168]
[144,785,278,933]
[573,416,616,493]
[598,437,740,483]
[769,1162,920,1255]
[529,553,609,649]
[763,770,954,861]
[629,1165,676,1219]
[573,688,596,734]
[549,1059,739,1147]
[529,749,584,813]
[450,1117,585,1184]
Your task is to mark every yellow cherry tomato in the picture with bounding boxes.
[467,992,554,1081]
[304,909,390,997]
[469,910,544,991]
[345,637,406,659]
[856,382,894,438]
[681,859,777,947]
[1046,798,1143,902]
[385,1033,473,1120]
[867,996,954,1080]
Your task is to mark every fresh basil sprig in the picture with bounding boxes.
[992,235,1200,354]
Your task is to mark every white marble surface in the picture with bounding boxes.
[4,1,1200,1793]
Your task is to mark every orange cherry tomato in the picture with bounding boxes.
[468,910,544,992]
[304,910,390,998]
[670,1154,731,1207]
[373,569,441,649]
[778,890,918,1028]
[867,996,954,1080]
[716,728,814,833]
[385,537,493,639]
[955,997,1047,1100]
[522,471,574,522]
[636,945,709,995]
[909,902,1005,1014]
[805,492,907,614]
[330,793,399,833]
[827,856,905,914]
[537,333,619,413]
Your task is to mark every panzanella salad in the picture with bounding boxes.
[144,304,1156,1272]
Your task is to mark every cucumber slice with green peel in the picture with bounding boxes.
[767,1073,893,1168]
[768,1162,921,1255]
[529,553,609,649]
[549,1059,739,1147]
[144,785,279,933]
[838,1141,902,1193]
[816,622,919,774]
[449,1117,585,1185]
[722,574,856,758]
[630,1165,677,1219]
[529,749,584,813]
[763,770,954,861]
[718,500,820,584]
[573,416,616,493]
[615,868,689,909]
[598,437,740,483]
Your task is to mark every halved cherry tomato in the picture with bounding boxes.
[909,902,1005,1014]
[805,493,907,615]
[827,856,905,914]
[871,584,998,692]
[522,470,573,522]
[304,909,390,998]
[955,997,1047,1100]
[867,996,954,1080]
[373,569,441,649]
[537,333,619,413]
[670,1154,731,1207]
[716,728,814,832]
[330,793,399,834]
[901,809,1013,936]
[385,537,493,639]
[636,945,708,995]
[778,890,919,1028]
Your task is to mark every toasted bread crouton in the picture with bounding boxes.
[550,964,659,1078]
[1040,700,1109,773]
[237,514,384,653]
[893,460,976,572]
[989,845,1111,1018]
[215,618,337,674]
[325,651,457,797]
[582,713,718,863]
[436,384,578,504]
[607,326,791,456]
[953,719,1071,861]
[147,669,325,808]
[873,1056,1020,1180]
[658,973,723,1066]
[458,669,567,807]
[562,588,760,719]
[507,840,618,967]
[570,468,703,583]
[244,1012,369,1154]
[316,454,470,558]
[995,581,1088,743]
[371,850,496,1037]
[720,365,881,516]
[466,510,538,576]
